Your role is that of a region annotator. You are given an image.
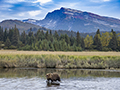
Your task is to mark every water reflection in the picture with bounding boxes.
[46,82,60,87]
[0,68,120,90]
[0,68,120,78]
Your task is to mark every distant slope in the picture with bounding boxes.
[23,7,120,33]
[0,19,49,33]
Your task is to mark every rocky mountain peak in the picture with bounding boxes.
[22,7,120,32]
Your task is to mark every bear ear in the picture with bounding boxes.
[48,73,51,76]
[46,73,49,76]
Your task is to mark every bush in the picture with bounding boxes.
[44,55,60,68]
[8,45,17,49]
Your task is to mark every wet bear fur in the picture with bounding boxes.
[46,73,61,82]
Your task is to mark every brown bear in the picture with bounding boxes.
[46,73,61,82]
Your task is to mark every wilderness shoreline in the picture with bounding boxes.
[0,50,120,69]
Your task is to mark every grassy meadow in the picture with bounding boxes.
[0,50,120,69]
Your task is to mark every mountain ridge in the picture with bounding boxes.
[23,7,120,33]
[0,19,49,33]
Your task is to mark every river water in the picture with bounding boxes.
[0,68,120,90]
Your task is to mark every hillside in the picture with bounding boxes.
[23,7,120,33]
[0,19,49,33]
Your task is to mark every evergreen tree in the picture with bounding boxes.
[41,39,50,51]
[59,39,67,51]
[96,29,100,34]
[35,29,40,41]
[20,31,26,44]
[12,25,19,46]
[8,28,14,42]
[28,28,33,37]
[53,40,59,51]
[54,31,59,40]
[49,42,54,51]
[81,37,85,50]
[50,30,52,36]
[70,35,76,46]
[5,37,11,48]
[3,28,8,42]
[45,31,49,41]
[49,30,54,42]
[40,30,45,40]
[65,34,70,45]
[76,31,81,46]
[60,34,65,40]
[117,34,120,51]
[27,28,35,45]
[0,26,3,41]
[93,29,102,50]
[96,38,103,51]
[108,30,118,50]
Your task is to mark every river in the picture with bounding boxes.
[0,68,120,90]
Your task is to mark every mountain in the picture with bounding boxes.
[23,7,120,33]
[0,19,49,33]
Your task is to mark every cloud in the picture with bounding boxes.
[53,2,79,10]
[0,4,13,10]
[33,0,52,5]
[5,0,25,3]
[28,10,41,16]
[90,0,110,3]
[103,0,110,1]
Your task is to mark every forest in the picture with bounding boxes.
[0,25,120,51]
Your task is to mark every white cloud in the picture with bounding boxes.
[90,0,110,3]
[5,0,25,3]
[0,4,13,10]
[103,0,110,1]
[33,0,52,5]
[18,12,25,16]
[28,10,41,16]
[54,2,79,11]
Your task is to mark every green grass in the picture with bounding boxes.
[0,54,120,69]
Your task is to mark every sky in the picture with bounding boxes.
[0,0,120,22]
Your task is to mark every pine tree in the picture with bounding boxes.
[3,28,8,42]
[5,38,11,48]
[54,31,59,40]
[12,25,19,46]
[28,28,33,37]
[81,37,85,50]
[108,30,118,50]
[59,40,67,51]
[45,31,49,41]
[27,28,35,45]
[70,35,76,46]
[49,42,54,51]
[53,40,59,51]
[8,28,14,42]
[65,34,70,45]
[49,30,53,42]
[93,29,102,50]
[40,30,45,40]
[96,29,100,34]
[50,30,52,36]
[76,31,81,46]
[96,38,103,51]
[0,26,3,41]
[20,31,26,44]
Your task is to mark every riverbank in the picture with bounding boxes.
[0,53,120,69]
[0,50,120,56]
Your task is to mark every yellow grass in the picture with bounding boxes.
[0,50,120,56]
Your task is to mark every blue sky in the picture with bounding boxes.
[0,0,120,21]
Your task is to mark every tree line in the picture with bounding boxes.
[0,25,120,51]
